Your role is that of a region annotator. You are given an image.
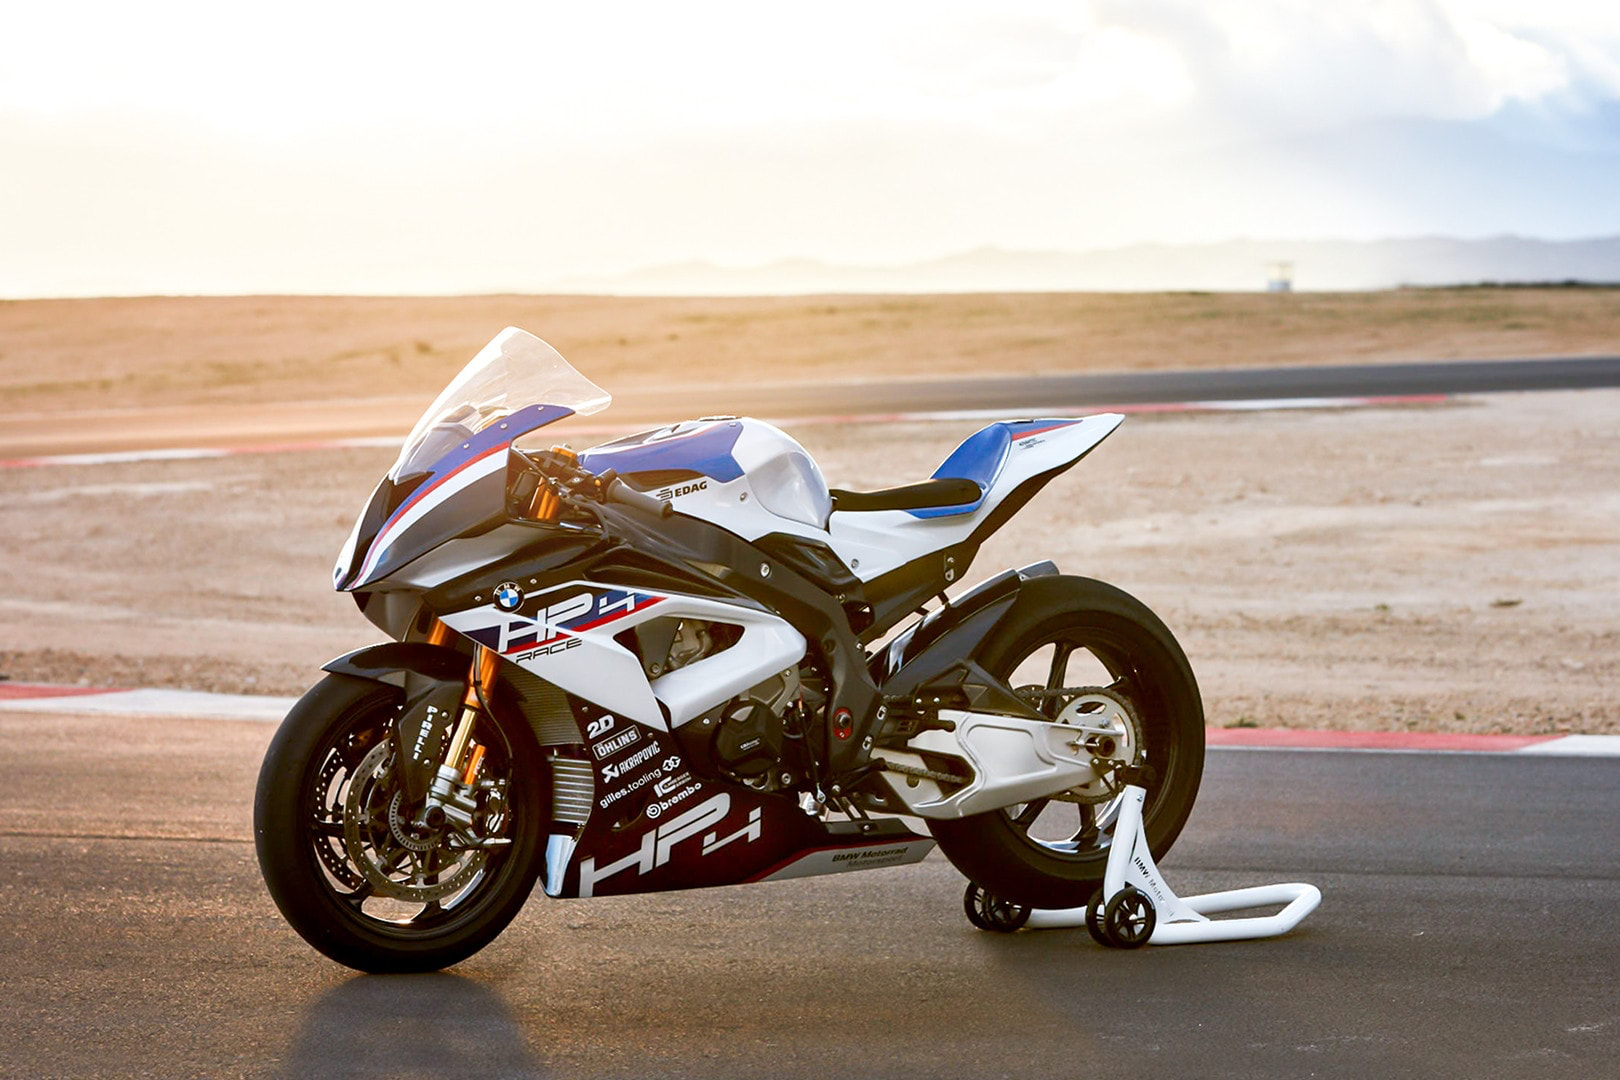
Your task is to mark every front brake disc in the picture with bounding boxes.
[342,740,487,902]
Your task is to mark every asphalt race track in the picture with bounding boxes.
[2,707,1616,1078]
[666,353,1620,417]
[5,355,1620,459]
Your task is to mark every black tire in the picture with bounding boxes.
[1103,887,1156,948]
[928,576,1204,909]
[254,673,547,973]
[1085,888,1110,946]
[963,882,1030,933]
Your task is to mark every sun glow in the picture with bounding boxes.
[1,1,1617,296]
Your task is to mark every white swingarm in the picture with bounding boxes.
[874,705,1132,819]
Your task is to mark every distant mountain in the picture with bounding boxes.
[549,236,1620,295]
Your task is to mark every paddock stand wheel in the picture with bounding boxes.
[1101,886,1155,948]
[1084,888,1109,946]
[963,881,1031,933]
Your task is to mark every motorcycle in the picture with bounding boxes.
[254,327,1205,972]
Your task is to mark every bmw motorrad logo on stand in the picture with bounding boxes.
[494,581,525,611]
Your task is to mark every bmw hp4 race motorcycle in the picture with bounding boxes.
[254,327,1205,972]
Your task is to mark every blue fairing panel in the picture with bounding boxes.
[913,419,1088,519]
[911,425,1007,519]
[580,421,745,483]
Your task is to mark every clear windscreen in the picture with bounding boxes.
[388,327,610,480]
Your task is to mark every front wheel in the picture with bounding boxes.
[927,576,1204,909]
[254,673,547,972]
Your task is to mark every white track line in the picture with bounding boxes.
[1514,735,1620,756]
[0,686,296,722]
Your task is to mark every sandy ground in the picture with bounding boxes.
[3,387,1615,735]
[5,289,1620,416]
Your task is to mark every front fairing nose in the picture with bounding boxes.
[333,473,425,591]
[336,401,576,592]
[333,327,610,594]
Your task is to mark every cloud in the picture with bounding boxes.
[1091,0,1616,130]
[2,1,1619,295]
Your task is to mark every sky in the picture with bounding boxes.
[2,0,1619,296]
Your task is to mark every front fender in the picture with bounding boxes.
[322,641,472,688]
[876,561,1057,696]
[321,642,478,805]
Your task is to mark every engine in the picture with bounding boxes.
[709,668,800,780]
[657,619,823,790]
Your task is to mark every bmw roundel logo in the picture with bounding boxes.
[493,581,525,611]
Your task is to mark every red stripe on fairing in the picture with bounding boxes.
[500,596,665,654]
[384,442,510,538]
[565,596,665,635]
[503,630,562,654]
[1013,419,1087,439]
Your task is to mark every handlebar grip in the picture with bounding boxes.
[604,477,673,518]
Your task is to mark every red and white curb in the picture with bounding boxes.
[0,395,1447,469]
[0,682,1614,754]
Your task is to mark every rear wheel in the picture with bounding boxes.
[928,576,1204,909]
[254,673,546,972]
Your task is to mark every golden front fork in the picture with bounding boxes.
[424,617,455,648]
[420,644,500,832]
[522,446,576,523]
[444,645,498,771]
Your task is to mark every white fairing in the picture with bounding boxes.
[439,581,805,730]
[826,415,1123,579]
[585,418,833,536]
[736,423,833,528]
[587,413,1123,583]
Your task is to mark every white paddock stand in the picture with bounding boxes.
[964,782,1321,948]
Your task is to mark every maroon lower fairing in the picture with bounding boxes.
[561,724,926,899]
